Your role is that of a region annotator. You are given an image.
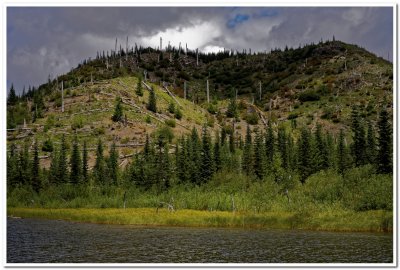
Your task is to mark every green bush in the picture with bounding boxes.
[244,112,259,125]
[298,90,320,102]
[165,119,176,128]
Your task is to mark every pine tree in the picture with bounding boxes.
[48,147,59,185]
[351,106,367,166]
[297,128,312,183]
[112,97,123,122]
[82,141,88,183]
[31,140,41,193]
[325,131,336,169]
[214,131,222,172]
[366,121,377,165]
[8,83,18,105]
[70,136,82,184]
[377,106,392,174]
[265,122,274,165]
[229,131,235,153]
[226,98,238,118]
[18,140,30,186]
[147,87,157,113]
[136,76,143,96]
[189,128,202,184]
[108,142,119,185]
[94,139,105,185]
[242,125,253,175]
[253,129,265,179]
[314,124,329,171]
[200,126,214,183]
[337,129,350,176]
[7,143,19,189]
[277,127,288,170]
[58,135,68,184]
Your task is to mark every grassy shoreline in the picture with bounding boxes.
[7,207,392,233]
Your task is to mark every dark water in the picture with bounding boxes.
[7,218,393,263]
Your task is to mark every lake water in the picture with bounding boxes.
[7,217,393,263]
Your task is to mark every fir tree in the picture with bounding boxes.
[337,129,350,176]
[136,76,143,96]
[226,98,238,118]
[200,126,214,183]
[265,122,274,165]
[112,97,123,122]
[214,131,222,172]
[108,142,119,185]
[18,140,30,186]
[82,141,88,183]
[7,143,19,189]
[314,124,329,171]
[48,147,59,185]
[147,87,157,113]
[253,129,265,179]
[58,135,68,184]
[377,106,392,174]
[277,127,288,170]
[351,106,367,166]
[70,136,82,184]
[8,83,18,105]
[94,139,105,185]
[31,140,41,193]
[242,125,253,175]
[297,128,312,183]
[366,121,377,165]
[189,128,202,184]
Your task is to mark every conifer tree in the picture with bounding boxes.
[325,131,336,169]
[7,143,19,189]
[377,106,392,174]
[314,124,329,171]
[136,76,143,96]
[112,97,123,122]
[189,128,202,184]
[176,137,189,183]
[297,128,312,183]
[214,131,222,172]
[229,131,235,153]
[265,122,274,165]
[82,141,88,183]
[108,142,119,185]
[277,127,288,170]
[31,140,41,193]
[366,121,377,165]
[48,147,59,185]
[8,83,18,105]
[94,139,105,185]
[242,125,253,175]
[18,140,30,186]
[351,106,367,166]
[70,136,82,184]
[200,126,214,182]
[147,87,157,113]
[226,98,238,118]
[337,129,350,176]
[253,129,265,179]
[58,135,68,184]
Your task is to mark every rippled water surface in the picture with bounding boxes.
[7,218,392,263]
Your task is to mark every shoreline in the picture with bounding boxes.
[7,207,393,233]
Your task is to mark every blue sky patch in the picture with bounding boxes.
[227,13,250,28]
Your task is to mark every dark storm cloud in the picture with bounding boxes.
[7,6,393,94]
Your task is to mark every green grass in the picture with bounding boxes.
[7,207,392,232]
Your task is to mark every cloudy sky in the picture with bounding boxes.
[7,6,393,94]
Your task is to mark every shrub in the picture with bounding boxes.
[244,112,259,125]
[175,108,183,120]
[165,119,176,128]
[287,112,299,120]
[298,90,320,102]
[42,139,54,152]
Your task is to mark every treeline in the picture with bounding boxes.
[7,105,392,198]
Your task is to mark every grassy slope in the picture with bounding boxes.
[7,207,392,232]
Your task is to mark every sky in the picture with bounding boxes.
[6,6,393,94]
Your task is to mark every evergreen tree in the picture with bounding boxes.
[82,141,88,183]
[188,128,202,184]
[48,147,59,185]
[314,124,329,171]
[18,140,30,186]
[200,126,214,183]
[377,106,392,174]
[147,87,157,113]
[8,83,18,105]
[325,131,336,169]
[69,136,82,184]
[7,143,19,189]
[94,139,105,185]
[277,127,288,170]
[136,76,143,96]
[214,131,222,172]
[226,98,238,118]
[265,122,274,165]
[253,129,265,179]
[176,137,189,183]
[366,121,377,165]
[58,135,68,184]
[242,125,253,175]
[229,131,235,153]
[108,142,119,185]
[297,128,312,183]
[112,97,123,122]
[31,140,41,193]
[337,129,350,176]
[351,106,367,166]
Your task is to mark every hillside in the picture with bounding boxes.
[6,40,393,168]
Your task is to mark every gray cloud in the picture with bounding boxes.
[7,6,393,94]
